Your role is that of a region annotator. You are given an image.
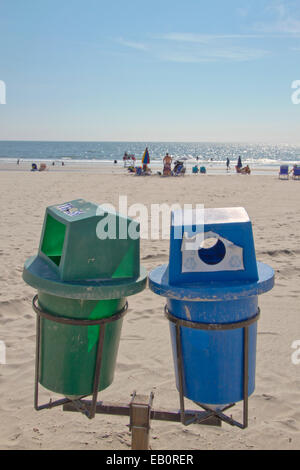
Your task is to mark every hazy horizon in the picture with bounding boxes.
[0,139,299,145]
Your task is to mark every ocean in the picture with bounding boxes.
[0,141,299,167]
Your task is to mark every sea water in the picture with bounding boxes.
[0,141,299,170]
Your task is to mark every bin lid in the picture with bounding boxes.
[23,199,147,298]
[38,199,141,282]
[23,255,147,299]
[169,207,259,285]
[149,261,274,301]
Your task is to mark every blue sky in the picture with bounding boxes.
[0,0,300,142]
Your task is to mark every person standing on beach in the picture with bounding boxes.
[226,158,230,171]
[163,152,172,165]
[237,156,242,168]
[163,152,172,176]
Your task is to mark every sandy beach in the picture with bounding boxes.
[0,159,285,176]
[0,167,299,450]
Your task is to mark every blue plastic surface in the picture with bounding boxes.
[148,262,274,301]
[148,207,275,405]
[167,297,258,404]
[169,207,259,284]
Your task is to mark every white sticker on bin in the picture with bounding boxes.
[57,203,83,217]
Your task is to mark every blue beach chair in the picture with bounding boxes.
[172,161,186,176]
[292,166,300,180]
[279,165,289,179]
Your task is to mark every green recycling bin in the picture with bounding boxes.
[23,199,147,398]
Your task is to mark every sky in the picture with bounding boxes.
[0,0,300,143]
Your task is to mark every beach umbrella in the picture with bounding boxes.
[142,147,150,165]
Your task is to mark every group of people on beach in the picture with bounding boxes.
[233,156,251,174]
[161,153,186,176]
[26,151,252,175]
[126,150,252,176]
[31,162,47,172]
[29,161,65,171]
[126,151,187,177]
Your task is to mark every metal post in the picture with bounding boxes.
[130,393,153,450]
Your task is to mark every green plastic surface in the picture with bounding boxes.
[38,292,125,396]
[39,199,140,282]
[41,214,66,266]
[23,256,147,299]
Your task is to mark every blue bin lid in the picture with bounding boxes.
[149,261,274,301]
[169,207,259,285]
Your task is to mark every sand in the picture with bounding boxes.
[0,165,299,450]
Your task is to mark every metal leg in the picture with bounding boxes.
[89,324,106,419]
[243,326,249,429]
[34,312,41,411]
[175,323,186,424]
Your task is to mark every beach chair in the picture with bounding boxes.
[192,165,199,174]
[135,167,143,176]
[172,162,185,176]
[279,165,289,180]
[200,166,206,174]
[292,167,300,180]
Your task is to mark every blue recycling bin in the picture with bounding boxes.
[149,207,274,406]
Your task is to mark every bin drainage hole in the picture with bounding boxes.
[198,237,226,265]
